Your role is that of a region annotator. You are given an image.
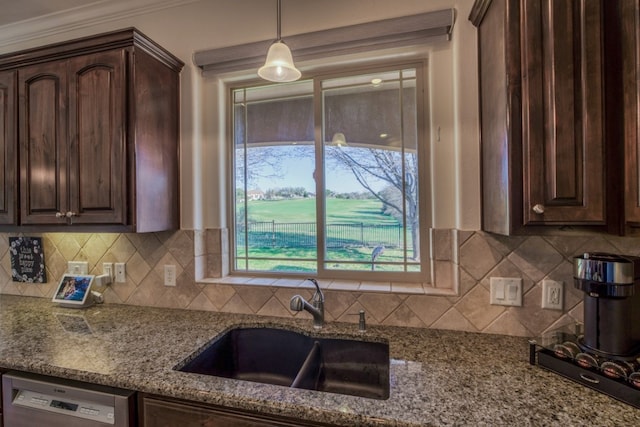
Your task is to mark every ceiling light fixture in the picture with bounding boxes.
[330,132,348,147]
[258,0,301,83]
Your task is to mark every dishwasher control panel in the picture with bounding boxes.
[2,371,134,427]
[13,389,115,424]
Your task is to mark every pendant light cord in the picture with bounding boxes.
[276,0,282,41]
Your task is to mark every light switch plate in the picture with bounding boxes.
[490,277,523,307]
[68,261,89,275]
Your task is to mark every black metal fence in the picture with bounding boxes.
[237,221,403,248]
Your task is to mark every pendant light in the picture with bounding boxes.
[258,0,301,82]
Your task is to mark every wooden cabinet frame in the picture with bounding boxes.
[0,28,183,232]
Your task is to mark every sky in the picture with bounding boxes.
[246,146,386,194]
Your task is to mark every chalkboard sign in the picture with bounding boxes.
[9,237,46,283]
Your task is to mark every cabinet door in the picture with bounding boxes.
[141,396,319,427]
[623,0,640,224]
[19,61,69,225]
[521,0,605,225]
[67,50,127,225]
[0,71,16,225]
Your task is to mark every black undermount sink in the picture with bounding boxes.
[176,327,390,400]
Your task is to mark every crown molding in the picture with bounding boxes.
[0,0,201,50]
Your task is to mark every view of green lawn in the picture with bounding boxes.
[241,198,398,225]
[235,197,418,272]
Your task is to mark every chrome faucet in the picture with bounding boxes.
[290,278,324,329]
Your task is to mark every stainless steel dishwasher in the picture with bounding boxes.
[2,371,135,426]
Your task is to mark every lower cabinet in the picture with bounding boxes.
[139,394,329,427]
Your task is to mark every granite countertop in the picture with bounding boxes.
[0,295,639,426]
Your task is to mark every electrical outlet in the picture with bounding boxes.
[542,279,563,310]
[164,265,176,287]
[68,261,89,275]
[103,262,114,280]
[490,277,523,307]
[115,262,126,283]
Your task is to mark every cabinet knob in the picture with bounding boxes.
[55,212,65,218]
[532,204,545,214]
[65,211,77,218]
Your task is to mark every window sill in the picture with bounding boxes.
[198,276,456,296]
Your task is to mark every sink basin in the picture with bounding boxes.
[176,327,389,400]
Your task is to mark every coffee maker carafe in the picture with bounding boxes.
[574,252,640,357]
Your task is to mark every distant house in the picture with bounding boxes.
[247,190,264,201]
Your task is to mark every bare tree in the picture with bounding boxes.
[326,146,420,261]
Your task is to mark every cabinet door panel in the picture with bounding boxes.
[19,62,68,225]
[141,397,316,427]
[624,0,640,224]
[521,0,605,225]
[68,50,126,225]
[0,71,16,225]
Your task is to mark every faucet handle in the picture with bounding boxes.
[306,278,324,302]
[290,295,304,311]
[348,310,366,332]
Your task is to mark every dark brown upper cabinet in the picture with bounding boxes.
[0,70,17,225]
[0,28,183,232]
[471,0,640,236]
[623,0,640,227]
[470,0,610,235]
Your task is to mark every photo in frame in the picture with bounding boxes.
[52,274,94,307]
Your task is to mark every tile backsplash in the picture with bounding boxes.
[1,229,637,337]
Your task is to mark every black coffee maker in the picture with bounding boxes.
[574,252,640,358]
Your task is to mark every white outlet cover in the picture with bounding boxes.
[164,265,177,287]
[542,279,563,310]
[115,262,126,283]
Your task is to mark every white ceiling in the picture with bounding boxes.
[0,0,108,27]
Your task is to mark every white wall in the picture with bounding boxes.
[0,0,480,232]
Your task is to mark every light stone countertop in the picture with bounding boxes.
[0,295,639,426]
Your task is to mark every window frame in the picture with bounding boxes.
[226,60,432,284]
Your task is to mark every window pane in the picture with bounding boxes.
[232,82,317,273]
[231,67,424,279]
[321,70,421,273]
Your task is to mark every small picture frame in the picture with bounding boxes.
[52,274,94,307]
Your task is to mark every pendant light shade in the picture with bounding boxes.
[330,132,347,147]
[258,41,301,82]
[258,0,300,82]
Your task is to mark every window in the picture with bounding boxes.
[232,64,428,282]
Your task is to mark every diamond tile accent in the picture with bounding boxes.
[459,234,503,280]
[517,284,564,336]
[358,293,403,323]
[382,305,425,327]
[404,295,452,326]
[257,297,290,318]
[484,311,532,336]
[109,235,136,262]
[3,228,640,339]
[127,252,152,285]
[201,284,236,310]
[507,237,563,282]
[455,285,505,330]
[234,285,274,312]
[57,235,82,261]
[220,294,254,314]
[187,292,218,311]
[431,307,477,332]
